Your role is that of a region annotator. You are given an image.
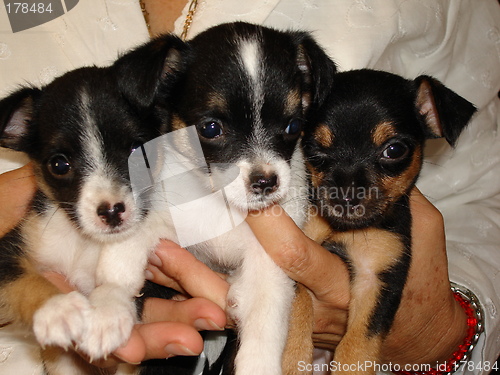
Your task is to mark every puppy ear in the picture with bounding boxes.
[415,75,476,146]
[113,34,189,109]
[295,33,336,111]
[0,87,40,151]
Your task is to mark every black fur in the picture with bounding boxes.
[0,34,188,231]
[170,21,335,167]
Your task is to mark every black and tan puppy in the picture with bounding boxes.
[301,69,476,374]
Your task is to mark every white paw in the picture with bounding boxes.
[33,291,91,350]
[78,301,136,360]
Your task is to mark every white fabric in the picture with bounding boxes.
[1,0,499,374]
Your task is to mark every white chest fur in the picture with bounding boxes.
[23,208,101,295]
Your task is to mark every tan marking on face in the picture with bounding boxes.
[285,89,302,115]
[305,162,325,189]
[170,113,188,132]
[313,123,334,148]
[380,144,422,204]
[207,92,228,113]
[371,122,398,147]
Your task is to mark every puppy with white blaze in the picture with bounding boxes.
[155,22,336,375]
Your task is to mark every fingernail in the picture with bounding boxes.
[148,252,162,267]
[194,318,224,331]
[144,269,154,280]
[113,354,141,365]
[165,343,197,357]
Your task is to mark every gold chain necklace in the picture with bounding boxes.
[139,0,199,41]
[181,0,198,40]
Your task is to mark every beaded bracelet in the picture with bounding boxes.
[393,282,484,375]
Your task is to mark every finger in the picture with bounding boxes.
[146,264,187,294]
[142,297,226,331]
[113,321,204,364]
[409,187,447,264]
[150,240,229,310]
[410,187,445,243]
[246,206,349,304]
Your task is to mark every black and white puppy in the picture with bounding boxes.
[142,22,336,375]
[0,35,188,375]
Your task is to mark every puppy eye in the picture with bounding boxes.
[48,154,71,176]
[381,142,409,160]
[284,118,304,138]
[199,121,224,139]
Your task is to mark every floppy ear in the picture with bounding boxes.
[0,87,40,152]
[112,33,190,109]
[295,33,337,111]
[414,75,476,146]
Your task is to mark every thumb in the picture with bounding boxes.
[246,205,349,302]
[0,163,36,236]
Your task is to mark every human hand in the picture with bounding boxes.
[245,188,468,366]
[0,164,36,237]
[146,240,229,312]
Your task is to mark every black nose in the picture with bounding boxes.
[97,202,126,227]
[249,172,279,195]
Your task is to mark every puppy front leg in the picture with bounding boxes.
[1,259,61,328]
[228,226,296,375]
[0,260,97,375]
[331,229,408,375]
[331,273,384,375]
[2,259,94,356]
[78,234,157,361]
[282,283,314,375]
